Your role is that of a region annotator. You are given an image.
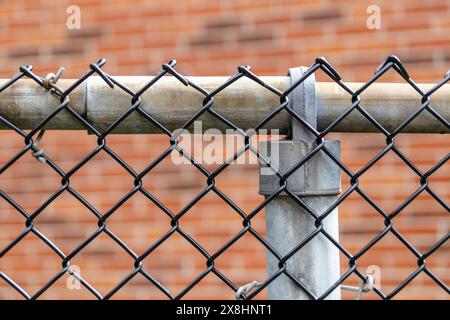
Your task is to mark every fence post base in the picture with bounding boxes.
[259,139,341,300]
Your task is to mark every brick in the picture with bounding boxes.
[8,46,40,59]
[205,17,242,30]
[51,42,86,56]
[301,6,344,23]
[237,31,274,43]
[67,28,104,40]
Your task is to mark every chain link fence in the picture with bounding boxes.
[0,56,448,300]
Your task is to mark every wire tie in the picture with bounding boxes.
[341,274,374,300]
[31,130,47,163]
[41,67,65,94]
[32,67,66,163]
[235,280,263,299]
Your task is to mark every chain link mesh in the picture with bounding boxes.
[0,56,448,300]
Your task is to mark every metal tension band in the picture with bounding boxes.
[259,66,341,196]
[288,66,317,141]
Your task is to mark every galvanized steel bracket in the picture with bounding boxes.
[259,66,341,196]
[288,66,317,141]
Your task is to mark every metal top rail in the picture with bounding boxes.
[1,77,449,134]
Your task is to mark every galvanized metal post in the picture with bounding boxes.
[259,67,341,299]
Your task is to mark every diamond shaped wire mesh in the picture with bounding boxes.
[0,56,448,300]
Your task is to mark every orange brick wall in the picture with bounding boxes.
[0,0,449,299]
